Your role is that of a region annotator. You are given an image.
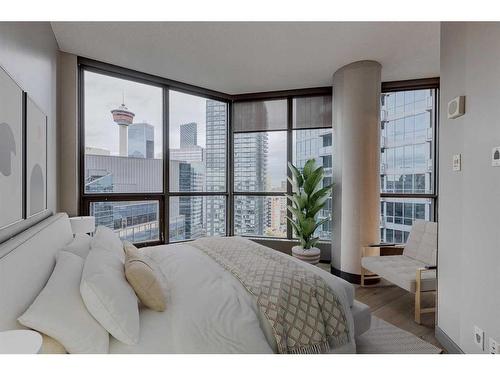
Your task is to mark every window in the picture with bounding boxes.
[168,90,228,242]
[82,69,164,244]
[233,95,332,241]
[380,86,438,243]
[81,60,436,249]
[81,62,229,245]
[169,91,227,193]
[83,70,163,194]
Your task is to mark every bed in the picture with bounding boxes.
[0,213,371,354]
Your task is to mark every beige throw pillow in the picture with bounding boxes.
[40,334,67,354]
[124,241,167,312]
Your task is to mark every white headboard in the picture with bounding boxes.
[0,213,73,330]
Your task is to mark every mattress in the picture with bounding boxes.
[109,242,368,354]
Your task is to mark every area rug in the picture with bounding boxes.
[356,317,443,354]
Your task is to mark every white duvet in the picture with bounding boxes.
[109,242,356,354]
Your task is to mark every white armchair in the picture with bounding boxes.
[360,220,437,324]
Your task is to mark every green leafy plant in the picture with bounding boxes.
[286,158,333,250]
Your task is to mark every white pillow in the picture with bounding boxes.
[18,251,109,354]
[80,245,140,345]
[63,233,92,259]
[91,226,125,261]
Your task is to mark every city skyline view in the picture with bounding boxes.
[83,71,334,243]
[85,86,434,245]
[84,70,433,246]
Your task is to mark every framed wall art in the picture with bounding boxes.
[25,96,48,218]
[0,66,24,231]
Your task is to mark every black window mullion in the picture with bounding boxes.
[227,102,234,237]
[432,88,439,222]
[286,98,293,240]
[163,87,169,244]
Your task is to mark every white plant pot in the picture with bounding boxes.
[292,245,321,265]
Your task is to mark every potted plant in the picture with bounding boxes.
[287,159,333,264]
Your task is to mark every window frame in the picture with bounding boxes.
[230,90,333,241]
[78,58,232,246]
[380,78,440,241]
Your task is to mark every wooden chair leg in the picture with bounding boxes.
[415,268,422,324]
[415,290,421,324]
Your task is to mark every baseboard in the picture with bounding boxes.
[435,326,464,354]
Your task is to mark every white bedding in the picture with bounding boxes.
[109,242,356,354]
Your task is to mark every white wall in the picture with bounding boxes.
[438,22,500,353]
[0,23,59,213]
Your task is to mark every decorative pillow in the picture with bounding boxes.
[63,233,92,259]
[40,334,67,354]
[124,241,167,312]
[18,251,109,354]
[91,226,125,261]
[80,244,140,345]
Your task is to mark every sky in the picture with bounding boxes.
[84,71,163,155]
[85,71,208,154]
[84,70,287,188]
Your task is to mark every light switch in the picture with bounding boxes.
[492,147,500,167]
[453,154,461,171]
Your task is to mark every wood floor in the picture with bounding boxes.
[317,262,443,350]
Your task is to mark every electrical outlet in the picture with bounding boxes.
[474,326,485,350]
[489,338,499,354]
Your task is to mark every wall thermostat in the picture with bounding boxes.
[448,96,465,119]
[492,147,500,167]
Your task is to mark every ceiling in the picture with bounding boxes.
[51,22,440,95]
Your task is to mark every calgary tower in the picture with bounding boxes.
[111,98,135,157]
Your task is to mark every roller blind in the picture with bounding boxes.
[233,99,287,132]
[293,95,332,129]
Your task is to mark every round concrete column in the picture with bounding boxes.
[331,61,381,283]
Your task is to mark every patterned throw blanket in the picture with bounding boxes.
[190,236,350,354]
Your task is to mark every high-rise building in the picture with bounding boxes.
[269,194,287,236]
[379,89,434,243]
[233,132,268,236]
[205,99,227,236]
[128,123,155,159]
[180,122,198,147]
[169,146,204,164]
[170,123,205,241]
[169,160,204,240]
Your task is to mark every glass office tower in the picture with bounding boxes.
[233,132,269,236]
[380,89,435,243]
[205,99,227,236]
[128,123,155,158]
